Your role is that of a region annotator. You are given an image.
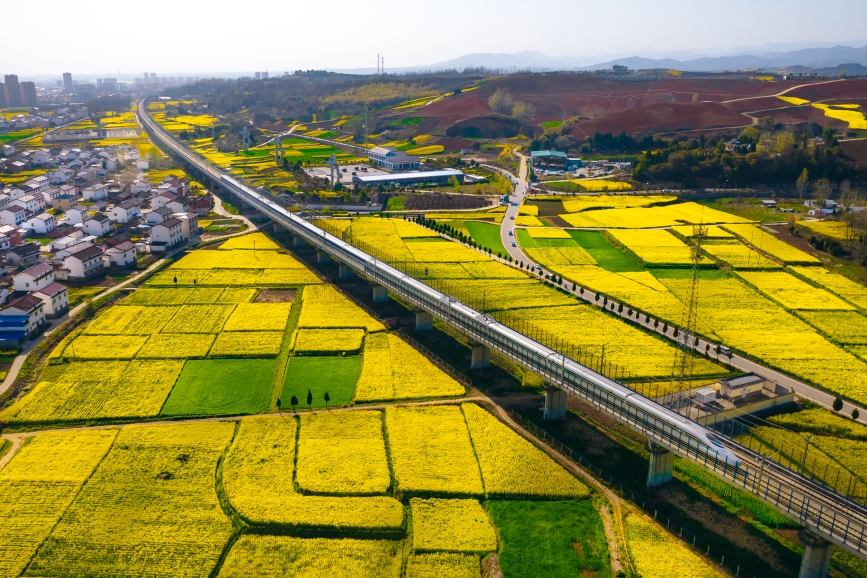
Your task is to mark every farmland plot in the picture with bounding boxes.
[406,553,481,578]
[223,302,291,331]
[0,430,117,578]
[410,498,497,553]
[24,422,235,578]
[160,359,276,416]
[293,328,365,354]
[209,331,284,356]
[223,416,405,531]
[625,513,723,578]
[161,304,235,333]
[298,285,385,332]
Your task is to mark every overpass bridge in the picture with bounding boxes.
[138,99,867,576]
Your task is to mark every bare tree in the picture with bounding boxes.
[813,178,833,208]
[839,180,854,207]
[796,168,809,199]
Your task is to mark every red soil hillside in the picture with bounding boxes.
[570,102,751,137]
[785,79,867,101]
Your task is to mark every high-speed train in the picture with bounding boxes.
[141,103,742,472]
[215,176,741,469]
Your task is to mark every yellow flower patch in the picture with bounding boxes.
[405,553,480,578]
[224,303,292,331]
[792,266,867,310]
[737,271,854,310]
[294,328,365,354]
[223,416,405,530]
[161,304,236,333]
[355,333,465,402]
[410,499,497,553]
[722,224,820,264]
[298,285,385,332]
[296,411,391,495]
[65,335,148,359]
[702,241,781,269]
[83,306,178,335]
[384,406,484,497]
[626,514,723,578]
[137,334,215,358]
[526,227,571,239]
[607,229,709,266]
[560,194,676,214]
[210,331,284,357]
[462,404,589,498]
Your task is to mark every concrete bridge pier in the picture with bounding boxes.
[646,442,674,488]
[798,530,832,578]
[338,263,353,280]
[415,310,433,331]
[293,235,306,248]
[273,222,286,233]
[372,285,389,303]
[543,386,567,420]
[470,342,490,369]
[316,250,331,264]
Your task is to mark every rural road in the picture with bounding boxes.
[497,151,539,268]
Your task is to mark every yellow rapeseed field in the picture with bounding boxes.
[607,229,710,266]
[298,285,385,332]
[223,416,405,531]
[217,535,403,578]
[0,430,117,578]
[777,96,810,105]
[527,246,596,266]
[394,219,441,238]
[559,201,751,229]
[63,335,148,359]
[560,194,676,214]
[405,553,481,578]
[83,305,178,335]
[294,328,365,353]
[722,224,820,264]
[702,241,781,269]
[410,498,497,553]
[796,311,867,344]
[526,227,571,239]
[384,406,484,496]
[625,514,724,578]
[671,224,734,238]
[354,333,465,402]
[797,220,851,241]
[812,103,867,130]
[792,266,867,310]
[24,422,235,577]
[462,404,590,498]
[161,304,235,333]
[296,411,391,495]
[210,331,284,356]
[137,334,215,358]
[219,232,282,250]
[223,302,292,331]
[737,271,854,310]
[2,360,184,424]
[405,239,488,263]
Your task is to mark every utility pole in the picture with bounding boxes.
[377,54,379,75]
[668,221,707,412]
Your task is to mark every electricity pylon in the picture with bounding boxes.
[668,222,707,413]
[275,137,284,165]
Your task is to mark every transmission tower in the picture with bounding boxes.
[668,222,707,413]
[275,137,284,165]
[240,126,252,153]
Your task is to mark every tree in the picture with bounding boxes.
[512,101,536,126]
[276,398,282,410]
[833,396,844,412]
[448,175,461,193]
[796,168,809,199]
[307,389,313,410]
[488,89,514,115]
[324,392,331,409]
[853,408,861,420]
[814,178,833,209]
[290,395,298,413]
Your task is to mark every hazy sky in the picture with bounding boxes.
[6,0,867,77]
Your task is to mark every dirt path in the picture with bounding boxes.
[0,434,24,471]
[720,78,847,104]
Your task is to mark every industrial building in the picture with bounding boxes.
[530,150,568,169]
[367,146,421,171]
[352,169,464,188]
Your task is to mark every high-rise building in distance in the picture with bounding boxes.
[63,72,73,92]
[19,82,37,105]
[4,75,21,106]
[0,83,5,106]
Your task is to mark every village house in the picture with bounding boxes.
[10,194,40,214]
[57,243,105,280]
[13,263,55,292]
[176,213,199,240]
[22,212,56,235]
[0,294,46,338]
[33,282,69,318]
[130,180,151,195]
[190,195,213,216]
[52,194,77,212]
[145,206,173,225]
[82,183,108,201]
[0,206,27,226]
[82,213,112,237]
[104,240,137,267]
[108,199,142,224]
[64,205,90,225]
[150,217,183,250]
[7,243,42,267]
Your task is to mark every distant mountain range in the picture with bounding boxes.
[331,43,867,75]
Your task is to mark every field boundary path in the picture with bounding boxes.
[720,78,848,104]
